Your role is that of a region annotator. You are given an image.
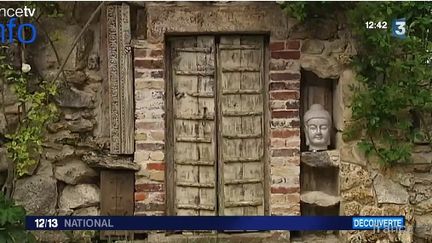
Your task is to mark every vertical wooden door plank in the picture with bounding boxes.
[170,36,217,216]
[218,35,265,216]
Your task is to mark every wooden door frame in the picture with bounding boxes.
[165,34,270,216]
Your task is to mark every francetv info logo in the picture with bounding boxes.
[0,6,37,44]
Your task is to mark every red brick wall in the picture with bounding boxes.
[268,39,301,215]
[133,41,166,216]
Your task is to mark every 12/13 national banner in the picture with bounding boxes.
[26,216,405,231]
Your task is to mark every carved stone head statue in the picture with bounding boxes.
[304,104,332,152]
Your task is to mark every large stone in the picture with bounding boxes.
[373,174,409,204]
[32,231,68,243]
[415,214,432,239]
[55,85,93,108]
[381,204,414,223]
[59,184,100,210]
[0,148,9,172]
[73,206,100,216]
[65,70,87,85]
[67,119,94,132]
[301,40,325,54]
[334,69,355,131]
[410,183,432,204]
[300,54,342,79]
[411,152,432,164]
[340,162,372,191]
[45,145,75,161]
[359,205,383,216]
[340,143,367,166]
[341,185,375,205]
[46,130,79,144]
[0,85,18,106]
[326,39,348,53]
[13,175,57,215]
[0,113,7,134]
[413,145,432,153]
[341,201,361,215]
[416,198,432,214]
[146,3,292,43]
[55,159,98,185]
[36,159,53,176]
[83,151,140,171]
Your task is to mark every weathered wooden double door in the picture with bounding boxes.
[167,35,267,216]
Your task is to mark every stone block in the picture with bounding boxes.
[55,85,93,108]
[45,145,75,162]
[415,214,432,240]
[73,206,100,216]
[82,152,139,171]
[301,40,324,54]
[59,184,100,210]
[341,201,361,215]
[416,198,432,215]
[340,162,372,191]
[54,159,98,185]
[300,54,341,79]
[373,174,409,204]
[341,185,375,205]
[67,119,94,132]
[13,175,57,215]
[146,4,291,43]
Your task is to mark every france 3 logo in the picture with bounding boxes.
[392,18,406,39]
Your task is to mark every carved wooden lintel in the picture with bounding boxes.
[107,4,134,154]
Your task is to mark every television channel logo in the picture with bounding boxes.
[392,18,406,39]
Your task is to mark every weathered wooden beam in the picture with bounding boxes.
[107,4,134,154]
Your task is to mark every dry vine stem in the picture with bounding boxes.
[50,1,105,84]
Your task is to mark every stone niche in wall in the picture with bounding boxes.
[299,70,340,218]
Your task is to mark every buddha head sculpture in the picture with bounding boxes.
[304,104,332,152]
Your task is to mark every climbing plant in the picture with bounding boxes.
[2,63,58,177]
[0,194,35,242]
[0,2,63,180]
[0,2,103,181]
[281,2,432,165]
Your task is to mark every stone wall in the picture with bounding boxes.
[293,11,432,243]
[0,2,111,242]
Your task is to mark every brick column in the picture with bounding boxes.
[268,40,302,215]
[133,41,166,216]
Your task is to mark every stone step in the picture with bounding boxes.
[300,190,340,207]
[115,232,290,243]
[291,233,340,243]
